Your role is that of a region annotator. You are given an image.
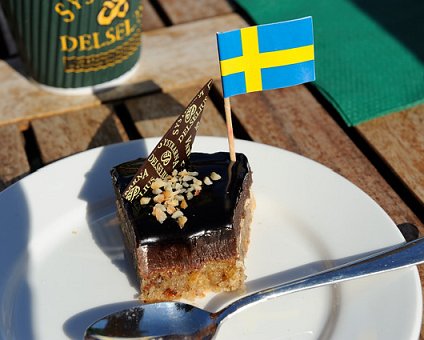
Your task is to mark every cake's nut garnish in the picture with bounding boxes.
[167,205,177,215]
[177,215,188,228]
[152,204,167,223]
[140,197,151,205]
[143,169,221,226]
[210,172,222,181]
[171,210,183,219]
[180,199,188,209]
[151,179,165,190]
[153,194,165,203]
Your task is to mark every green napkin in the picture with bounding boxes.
[234,0,424,126]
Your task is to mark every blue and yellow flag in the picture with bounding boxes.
[217,17,315,98]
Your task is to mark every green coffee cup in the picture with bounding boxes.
[2,0,142,92]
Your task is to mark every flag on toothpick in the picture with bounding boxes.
[216,17,315,161]
[217,16,315,98]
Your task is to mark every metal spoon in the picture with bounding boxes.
[85,236,424,340]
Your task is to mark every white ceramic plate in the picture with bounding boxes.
[0,137,421,340]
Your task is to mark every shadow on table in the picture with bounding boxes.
[351,0,424,63]
[94,79,161,104]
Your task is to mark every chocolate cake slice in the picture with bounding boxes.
[111,152,254,302]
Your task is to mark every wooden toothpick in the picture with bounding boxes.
[224,97,236,162]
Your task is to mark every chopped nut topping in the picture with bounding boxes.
[154,203,166,211]
[166,205,176,215]
[179,170,188,176]
[152,188,162,195]
[210,171,221,181]
[140,168,221,227]
[163,191,172,200]
[151,179,165,190]
[193,178,202,186]
[140,197,151,205]
[182,175,193,182]
[153,194,165,203]
[177,215,188,228]
[171,210,183,219]
[155,208,167,223]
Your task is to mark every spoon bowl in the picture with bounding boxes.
[85,236,424,339]
[85,302,217,339]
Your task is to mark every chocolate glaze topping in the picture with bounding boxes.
[111,152,251,247]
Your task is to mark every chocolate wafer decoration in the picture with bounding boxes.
[123,79,213,202]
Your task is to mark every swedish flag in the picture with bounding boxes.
[217,17,315,98]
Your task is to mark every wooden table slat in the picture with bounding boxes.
[357,104,424,207]
[225,84,422,228]
[0,124,29,188]
[126,85,227,138]
[31,105,129,164]
[143,0,166,30]
[158,0,233,24]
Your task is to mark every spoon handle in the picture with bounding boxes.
[217,236,424,323]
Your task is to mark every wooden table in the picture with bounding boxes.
[0,0,423,337]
